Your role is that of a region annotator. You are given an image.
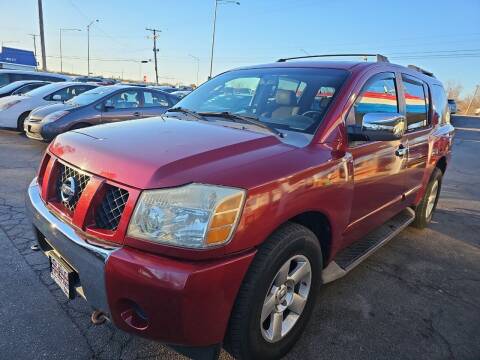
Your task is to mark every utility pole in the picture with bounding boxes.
[189,54,200,86]
[29,34,39,68]
[146,28,161,85]
[87,20,99,76]
[466,85,479,115]
[37,0,47,71]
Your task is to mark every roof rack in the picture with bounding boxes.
[276,53,389,63]
[407,65,435,78]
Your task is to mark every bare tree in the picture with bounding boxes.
[445,80,463,100]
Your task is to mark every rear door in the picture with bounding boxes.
[100,89,142,123]
[344,72,408,242]
[400,74,431,201]
[140,89,171,117]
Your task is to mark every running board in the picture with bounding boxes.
[322,208,415,284]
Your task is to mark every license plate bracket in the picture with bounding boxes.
[49,252,77,300]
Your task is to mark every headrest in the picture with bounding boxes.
[275,89,296,106]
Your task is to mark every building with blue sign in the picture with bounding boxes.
[0,47,37,70]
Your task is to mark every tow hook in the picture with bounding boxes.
[91,310,109,325]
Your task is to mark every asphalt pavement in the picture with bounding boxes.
[0,116,479,360]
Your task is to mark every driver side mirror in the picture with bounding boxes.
[360,112,406,141]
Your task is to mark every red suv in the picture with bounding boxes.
[27,54,454,359]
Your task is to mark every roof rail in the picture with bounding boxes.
[407,65,435,78]
[276,53,389,63]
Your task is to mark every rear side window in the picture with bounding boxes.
[143,90,170,107]
[402,75,429,131]
[347,73,398,129]
[431,85,449,125]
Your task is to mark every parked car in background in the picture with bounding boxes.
[170,90,191,98]
[150,85,179,93]
[74,76,117,86]
[448,99,457,114]
[0,69,70,87]
[0,82,96,130]
[0,80,50,98]
[24,85,179,141]
[26,55,454,359]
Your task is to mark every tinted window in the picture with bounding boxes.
[347,73,398,130]
[143,90,169,107]
[176,67,348,134]
[431,84,449,125]
[0,73,10,87]
[14,82,47,95]
[402,75,428,131]
[105,90,141,109]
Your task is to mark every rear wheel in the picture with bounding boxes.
[412,168,443,228]
[225,222,322,360]
[17,112,30,132]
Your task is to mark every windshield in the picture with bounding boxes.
[175,67,348,135]
[66,86,117,106]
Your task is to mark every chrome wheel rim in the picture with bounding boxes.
[426,180,439,218]
[260,255,312,343]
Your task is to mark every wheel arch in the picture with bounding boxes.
[288,211,332,266]
[435,156,447,174]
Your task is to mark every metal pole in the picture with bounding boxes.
[59,29,63,73]
[465,85,479,115]
[29,34,38,68]
[189,54,200,85]
[146,28,161,85]
[87,25,90,75]
[209,0,218,79]
[38,0,47,71]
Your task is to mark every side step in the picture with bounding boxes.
[322,208,415,284]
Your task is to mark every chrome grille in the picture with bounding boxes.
[56,163,90,212]
[95,186,129,231]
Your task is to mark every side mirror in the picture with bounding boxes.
[361,112,406,141]
[52,94,62,101]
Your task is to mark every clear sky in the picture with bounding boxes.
[1,0,479,93]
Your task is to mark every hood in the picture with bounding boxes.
[49,117,294,189]
[29,103,74,121]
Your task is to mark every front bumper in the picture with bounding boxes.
[26,179,255,346]
[24,120,47,140]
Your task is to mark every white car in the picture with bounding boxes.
[0,82,96,130]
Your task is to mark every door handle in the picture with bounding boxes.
[395,144,407,157]
[133,111,140,116]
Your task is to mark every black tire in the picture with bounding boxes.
[225,222,322,360]
[412,168,443,229]
[17,112,30,132]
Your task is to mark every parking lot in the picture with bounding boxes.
[0,115,478,360]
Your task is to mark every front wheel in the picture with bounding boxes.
[225,223,322,360]
[412,168,443,228]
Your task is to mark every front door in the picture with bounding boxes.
[344,72,408,243]
[101,89,143,123]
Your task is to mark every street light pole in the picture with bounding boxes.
[60,28,81,73]
[189,54,200,86]
[209,0,240,80]
[86,19,99,75]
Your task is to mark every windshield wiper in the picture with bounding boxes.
[167,107,207,121]
[198,111,284,138]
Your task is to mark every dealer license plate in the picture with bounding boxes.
[50,253,76,299]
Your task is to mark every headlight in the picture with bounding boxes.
[0,100,20,110]
[42,110,69,123]
[127,183,245,249]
